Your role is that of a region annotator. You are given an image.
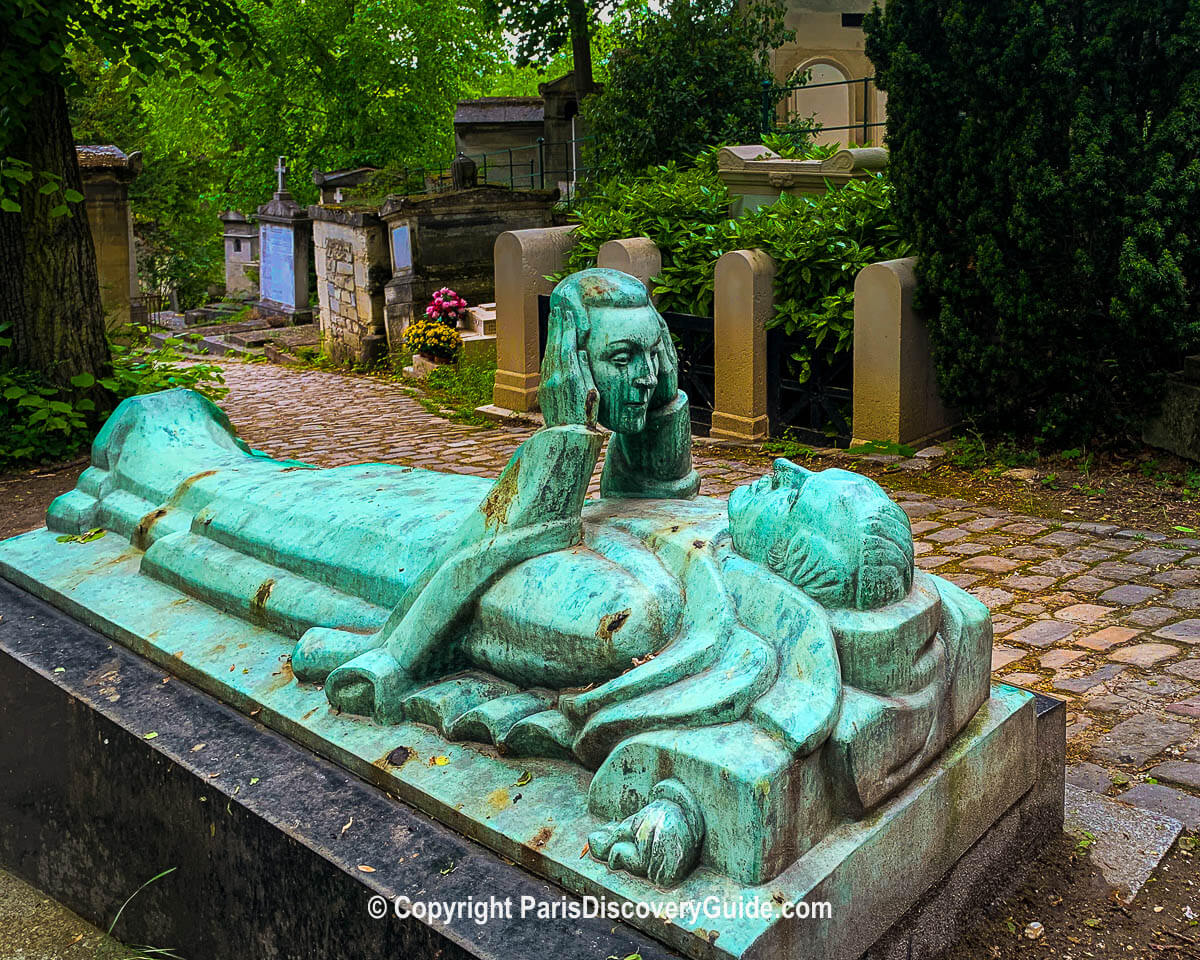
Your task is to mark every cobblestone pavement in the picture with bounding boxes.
[214,361,1200,823]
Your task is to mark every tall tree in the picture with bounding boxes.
[583,0,792,177]
[0,0,251,388]
[489,0,619,98]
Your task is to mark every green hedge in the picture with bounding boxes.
[564,155,911,377]
[866,0,1200,440]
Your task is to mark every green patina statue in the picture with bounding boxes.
[7,269,995,900]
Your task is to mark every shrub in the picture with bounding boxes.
[582,0,793,178]
[404,317,462,361]
[865,0,1200,441]
[563,157,911,377]
[0,325,226,468]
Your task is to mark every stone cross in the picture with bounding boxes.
[275,156,288,193]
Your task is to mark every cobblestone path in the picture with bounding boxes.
[215,361,1200,825]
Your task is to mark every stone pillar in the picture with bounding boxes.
[486,225,578,414]
[597,238,661,298]
[256,191,312,323]
[219,210,259,297]
[310,206,389,365]
[76,145,142,330]
[852,257,955,445]
[710,249,775,443]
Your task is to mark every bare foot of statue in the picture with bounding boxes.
[587,779,705,887]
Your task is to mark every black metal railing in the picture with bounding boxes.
[761,76,885,144]
[394,136,595,204]
[767,330,853,446]
[129,293,172,328]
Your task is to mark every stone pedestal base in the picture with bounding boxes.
[254,299,313,325]
[1144,356,1200,462]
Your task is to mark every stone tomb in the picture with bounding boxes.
[717,145,888,215]
[76,145,142,330]
[0,270,1063,960]
[1144,355,1200,462]
[378,185,558,345]
[309,204,390,365]
[255,157,313,323]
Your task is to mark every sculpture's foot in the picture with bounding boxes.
[325,648,413,723]
[587,779,705,887]
[292,626,385,682]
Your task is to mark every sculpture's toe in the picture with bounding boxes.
[325,648,412,723]
[292,626,383,683]
[586,820,627,861]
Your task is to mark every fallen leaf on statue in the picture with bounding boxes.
[143,732,158,740]
[580,842,590,859]
[56,528,106,544]
[431,755,450,766]
[249,777,259,785]
[357,865,375,873]
[516,770,533,786]
[192,743,205,752]
[341,816,354,835]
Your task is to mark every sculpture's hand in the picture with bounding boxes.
[538,305,598,428]
[649,312,679,409]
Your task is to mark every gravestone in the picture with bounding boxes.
[0,268,1064,960]
[1144,355,1200,462]
[255,156,313,323]
[378,185,557,345]
[76,145,142,330]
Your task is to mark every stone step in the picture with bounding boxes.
[150,331,261,358]
[459,331,496,365]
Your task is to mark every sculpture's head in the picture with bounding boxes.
[547,269,661,434]
[728,459,914,610]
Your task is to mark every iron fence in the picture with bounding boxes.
[761,76,885,144]
[393,136,595,205]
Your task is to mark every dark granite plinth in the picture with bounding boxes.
[0,579,674,960]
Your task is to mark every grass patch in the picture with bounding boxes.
[411,359,496,425]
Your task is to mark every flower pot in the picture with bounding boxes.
[406,352,453,379]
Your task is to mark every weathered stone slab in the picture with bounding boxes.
[1118,783,1200,830]
[1063,784,1183,904]
[1147,760,1200,790]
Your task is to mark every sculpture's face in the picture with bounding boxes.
[728,461,813,562]
[584,305,661,435]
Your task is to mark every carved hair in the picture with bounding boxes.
[766,463,914,610]
[547,268,652,350]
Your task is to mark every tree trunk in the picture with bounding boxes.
[0,82,112,390]
[567,0,595,99]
